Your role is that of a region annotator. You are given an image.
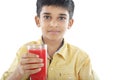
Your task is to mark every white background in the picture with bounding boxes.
[0,0,120,80]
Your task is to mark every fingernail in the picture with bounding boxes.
[39,68,41,71]
[40,59,43,62]
[36,55,39,57]
[41,63,44,67]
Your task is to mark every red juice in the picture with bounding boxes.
[28,45,47,80]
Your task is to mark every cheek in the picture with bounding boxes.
[40,19,48,25]
[61,27,67,33]
[64,24,69,30]
[40,23,46,31]
[40,21,45,26]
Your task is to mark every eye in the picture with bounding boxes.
[58,17,66,21]
[43,15,51,20]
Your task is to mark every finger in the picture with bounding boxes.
[22,53,39,58]
[23,63,44,70]
[25,68,41,75]
[21,58,43,65]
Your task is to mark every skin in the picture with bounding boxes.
[7,5,74,80]
[35,6,73,57]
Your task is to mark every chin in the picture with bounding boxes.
[48,36,62,41]
[43,34,63,41]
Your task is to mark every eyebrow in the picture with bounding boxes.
[42,12,50,15]
[42,12,67,16]
[59,13,67,16]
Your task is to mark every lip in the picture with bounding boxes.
[48,30,60,34]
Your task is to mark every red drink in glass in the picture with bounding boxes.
[27,44,47,80]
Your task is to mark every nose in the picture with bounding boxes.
[49,20,58,28]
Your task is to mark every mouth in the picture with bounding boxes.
[48,30,60,34]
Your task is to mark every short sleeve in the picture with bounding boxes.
[0,44,28,80]
[78,56,95,80]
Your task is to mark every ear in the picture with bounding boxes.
[67,19,74,29]
[35,16,40,27]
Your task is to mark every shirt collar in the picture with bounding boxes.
[37,37,68,60]
[56,41,68,60]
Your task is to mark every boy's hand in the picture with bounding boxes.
[17,53,44,77]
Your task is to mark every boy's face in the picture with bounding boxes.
[35,6,73,41]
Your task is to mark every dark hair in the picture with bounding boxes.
[36,0,75,19]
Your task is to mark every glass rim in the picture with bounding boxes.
[27,44,47,49]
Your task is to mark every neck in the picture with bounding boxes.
[42,37,64,57]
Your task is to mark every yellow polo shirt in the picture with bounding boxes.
[1,39,95,80]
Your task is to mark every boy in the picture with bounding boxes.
[1,0,96,80]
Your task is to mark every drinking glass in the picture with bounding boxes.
[27,44,47,80]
